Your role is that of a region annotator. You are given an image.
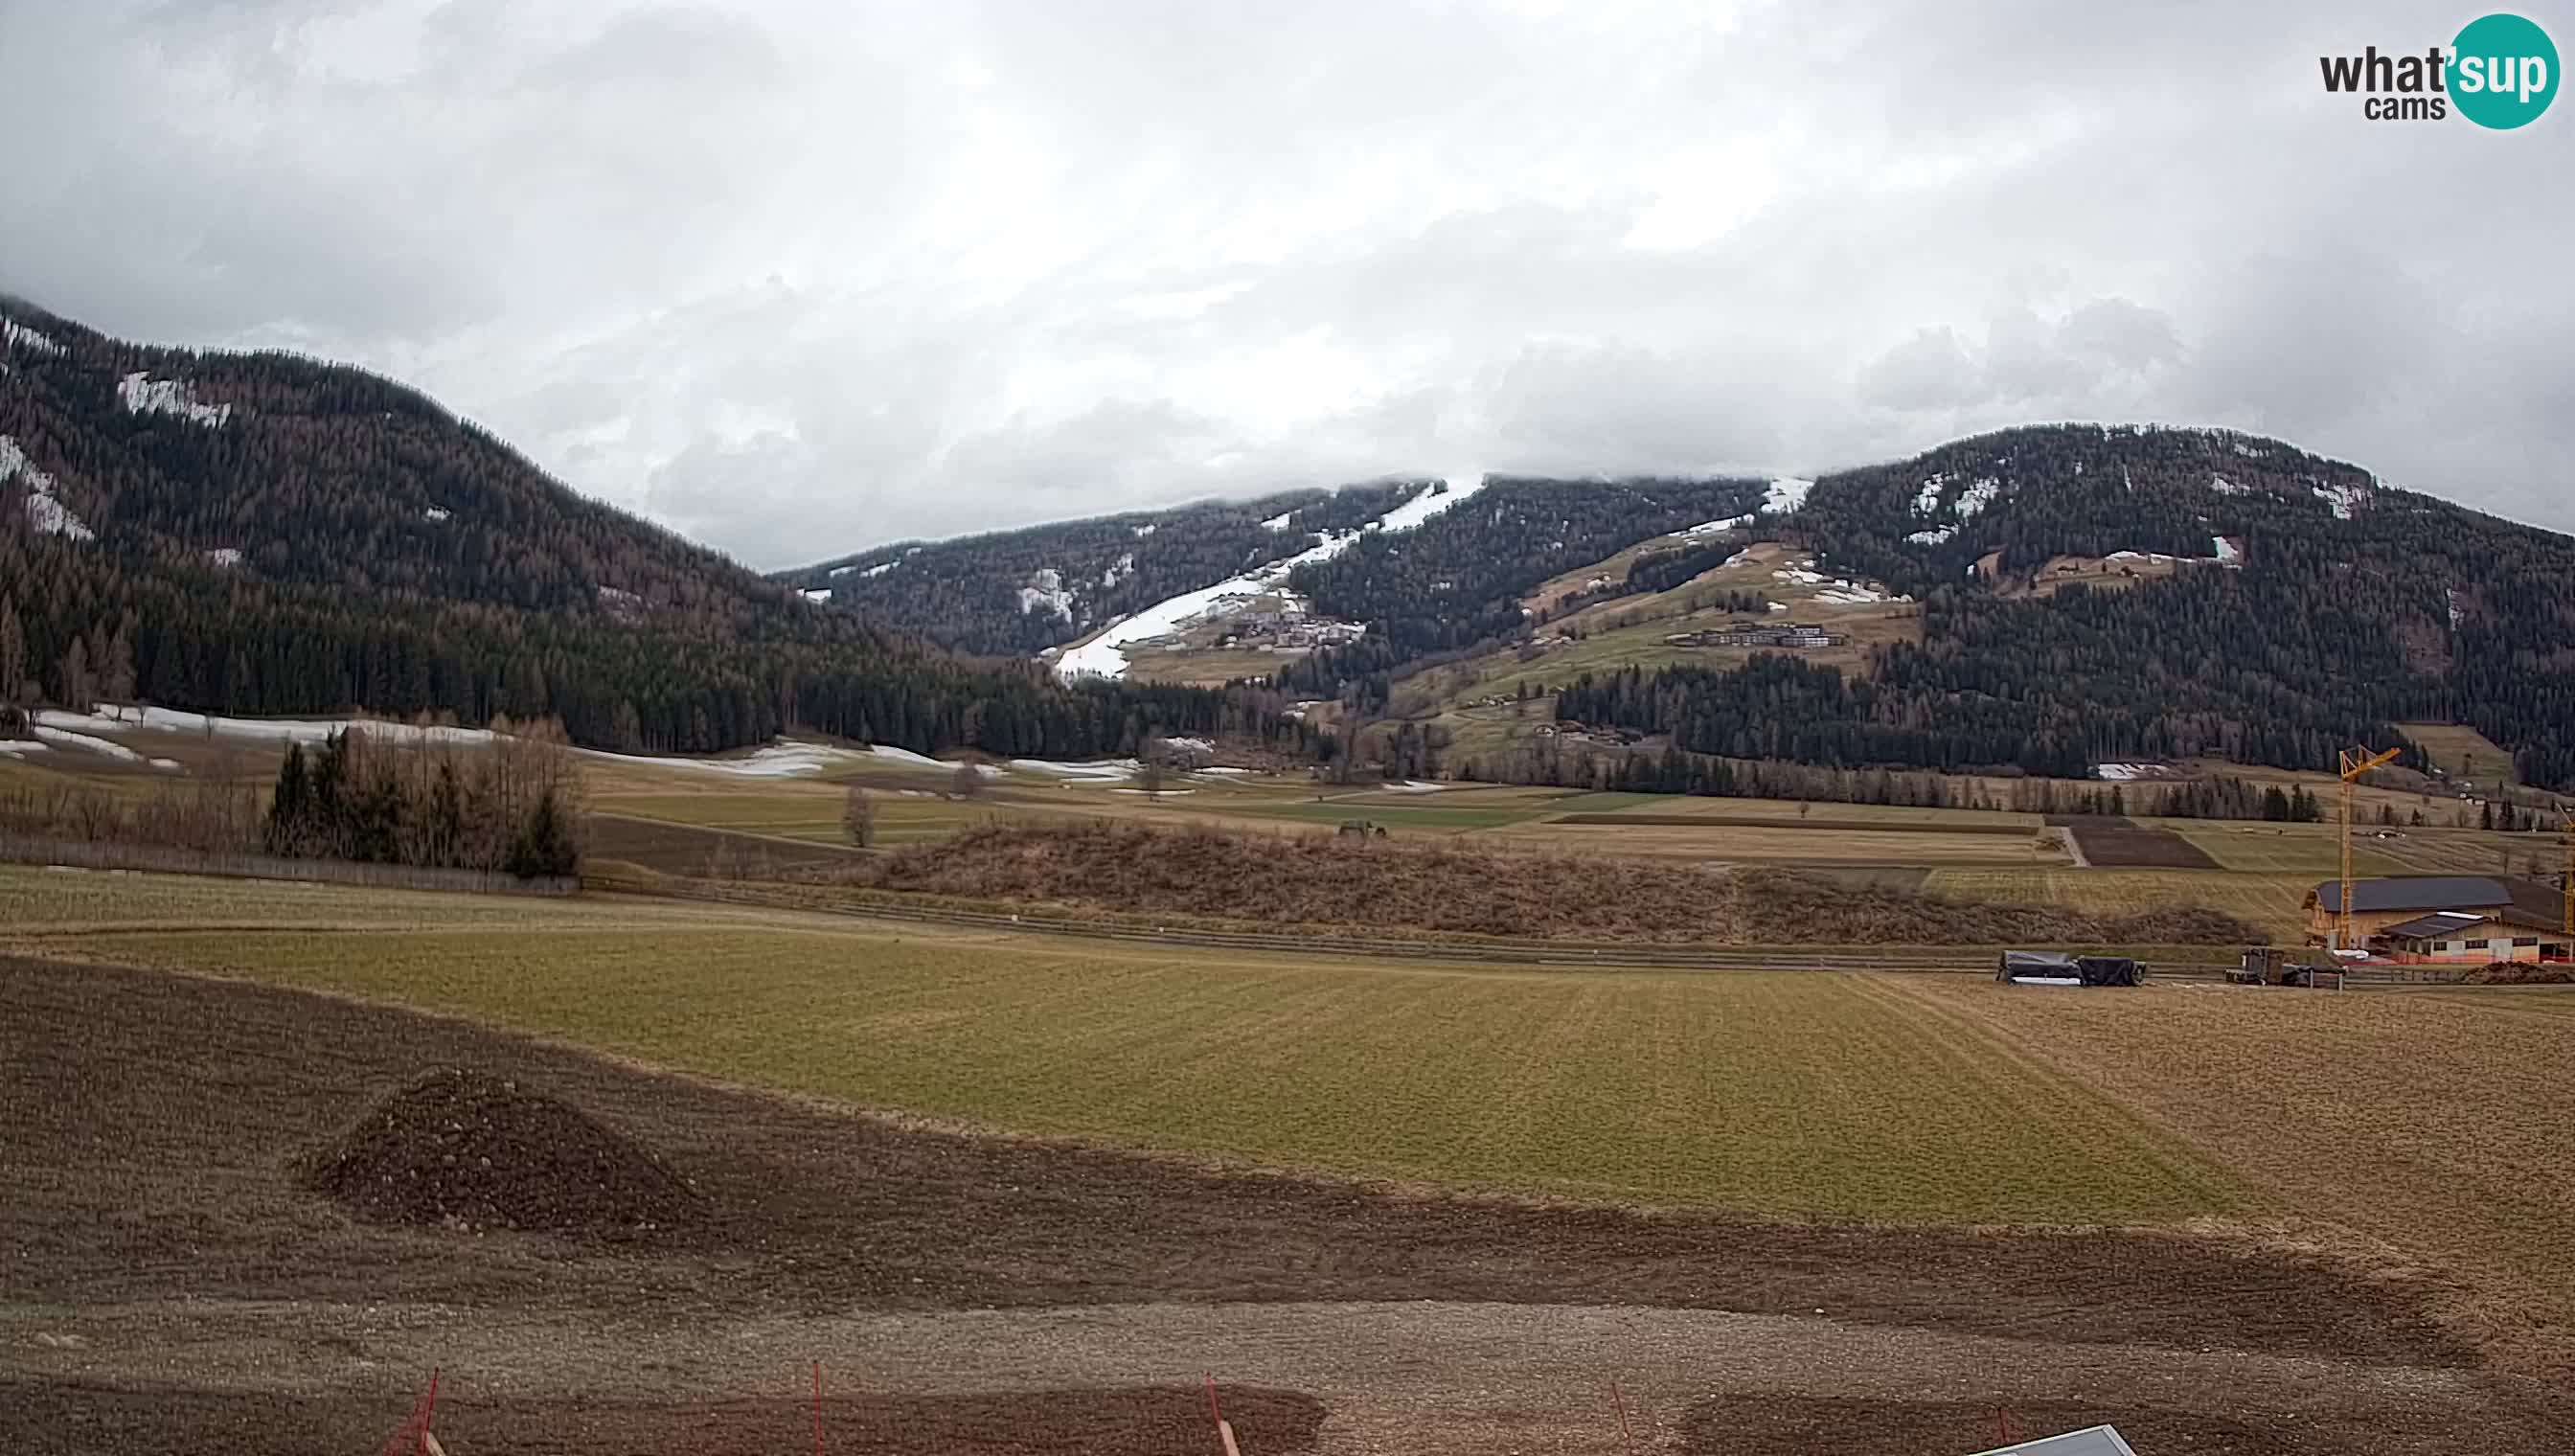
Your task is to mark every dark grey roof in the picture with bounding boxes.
[1972,1425,2139,1456]
[2312,876,2508,914]
[2378,911,2497,941]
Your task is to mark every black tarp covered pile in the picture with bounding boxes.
[1997,951,2146,987]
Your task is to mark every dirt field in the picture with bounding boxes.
[8,957,2566,1455]
[2055,815,2221,869]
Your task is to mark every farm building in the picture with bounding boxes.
[1666,623,1847,650]
[2304,876,2569,960]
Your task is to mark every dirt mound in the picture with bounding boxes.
[2460,961,2575,985]
[848,822,2260,945]
[304,1069,699,1236]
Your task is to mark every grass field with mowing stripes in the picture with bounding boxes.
[1,867,2248,1225]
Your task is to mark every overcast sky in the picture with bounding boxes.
[5,0,2569,567]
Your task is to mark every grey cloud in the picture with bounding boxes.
[2,0,2568,567]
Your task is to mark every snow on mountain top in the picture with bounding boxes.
[2313,482,2367,520]
[1374,471,1488,534]
[118,373,232,428]
[1762,477,1814,514]
[1,435,93,542]
[1014,568,1075,621]
[1055,472,1484,682]
[1684,514,1756,536]
[3,319,64,355]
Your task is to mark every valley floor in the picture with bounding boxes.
[6,869,2575,1451]
[8,955,2567,1456]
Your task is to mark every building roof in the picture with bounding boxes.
[2311,876,2510,915]
[2378,911,2498,941]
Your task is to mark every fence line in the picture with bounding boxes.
[0,832,578,898]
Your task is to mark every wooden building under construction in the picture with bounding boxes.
[2304,876,2571,961]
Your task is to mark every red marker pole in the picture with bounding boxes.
[418,1368,441,1456]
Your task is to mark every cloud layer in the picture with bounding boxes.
[5,0,2567,566]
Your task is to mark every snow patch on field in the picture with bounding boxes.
[42,701,917,780]
[1132,523,1157,537]
[2212,535,2242,565]
[1762,477,1813,515]
[801,587,832,603]
[608,742,867,778]
[119,373,232,427]
[1056,470,1484,681]
[1102,553,1135,589]
[1954,477,2001,518]
[2208,474,2249,497]
[867,743,945,768]
[3,319,64,355]
[34,721,154,763]
[1906,526,1956,546]
[1262,511,1295,531]
[0,435,93,541]
[0,739,50,755]
[45,704,497,749]
[2094,762,2154,782]
[207,548,244,568]
[1011,756,1142,780]
[1379,780,1448,793]
[1913,472,1950,515]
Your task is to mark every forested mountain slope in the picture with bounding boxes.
[774,481,1418,654]
[1558,425,2575,789]
[0,298,1232,756]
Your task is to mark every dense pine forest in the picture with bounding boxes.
[1548,426,2575,790]
[0,298,1245,757]
[1286,476,1771,657]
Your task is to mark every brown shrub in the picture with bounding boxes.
[849,822,2259,945]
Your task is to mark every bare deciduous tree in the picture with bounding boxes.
[843,785,876,847]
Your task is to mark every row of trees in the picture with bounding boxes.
[262,722,581,876]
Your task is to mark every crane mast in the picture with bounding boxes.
[2336,746,2403,952]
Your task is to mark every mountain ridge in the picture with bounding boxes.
[0,297,1249,759]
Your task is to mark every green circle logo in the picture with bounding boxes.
[2451,12,2559,127]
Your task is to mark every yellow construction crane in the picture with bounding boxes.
[2337,745,2404,951]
